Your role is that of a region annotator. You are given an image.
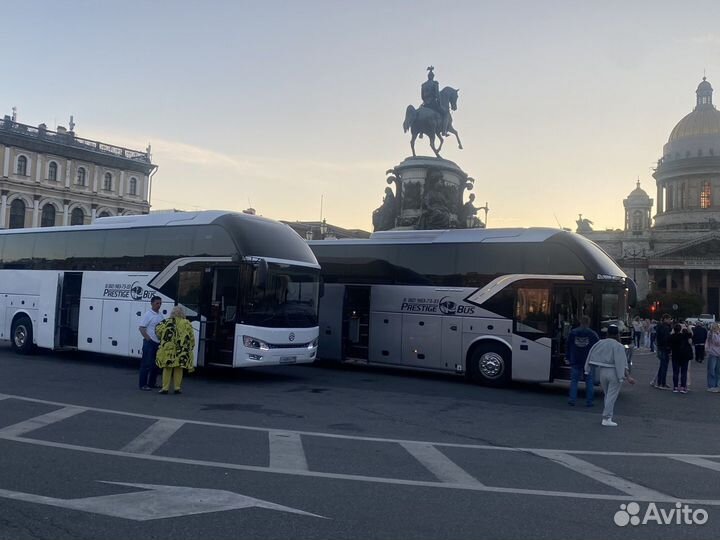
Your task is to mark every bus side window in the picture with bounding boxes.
[515,287,551,336]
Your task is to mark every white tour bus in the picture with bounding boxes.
[309,228,635,386]
[0,211,320,368]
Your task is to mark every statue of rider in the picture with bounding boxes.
[421,66,448,136]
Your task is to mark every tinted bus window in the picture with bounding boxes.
[146,226,194,258]
[66,230,108,269]
[33,232,68,268]
[524,243,585,275]
[193,225,237,256]
[314,244,398,284]
[456,243,519,285]
[394,244,457,285]
[2,234,35,268]
[102,228,147,267]
[218,215,316,264]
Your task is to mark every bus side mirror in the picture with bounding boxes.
[319,277,325,298]
[255,259,268,288]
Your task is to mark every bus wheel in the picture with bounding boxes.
[11,316,35,355]
[468,343,510,387]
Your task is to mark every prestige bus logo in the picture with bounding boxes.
[103,281,154,300]
[400,297,475,315]
[400,297,440,313]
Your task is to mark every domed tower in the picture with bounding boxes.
[623,180,653,233]
[654,77,720,229]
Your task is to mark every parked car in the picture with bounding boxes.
[686,314,716,325]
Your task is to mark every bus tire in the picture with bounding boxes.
[468,343,511,387]
[11,315,35,355]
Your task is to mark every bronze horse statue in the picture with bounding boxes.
[403,87,463,157]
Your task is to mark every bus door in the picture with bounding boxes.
[552,284,595,380]
[343,286,370,361]
[57,272,83,348]
[148,256,236,367]
[512,286,553,381]
[206,266,241,366]
[175,264,239,367]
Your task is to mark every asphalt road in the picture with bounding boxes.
[1,344,720,540]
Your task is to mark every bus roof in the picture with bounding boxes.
[0,210,319,267]
[310,227,629,284]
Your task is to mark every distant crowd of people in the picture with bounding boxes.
[647,314,720,394]
[565,313,720,428]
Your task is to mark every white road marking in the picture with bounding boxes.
[3,393,720,459]
[269,431,309,471]
[0,394,10,401]
[3,434,714,505]
[671,456,720,472]
[531,450,669,499]
[0,481,326,521]
[401,442,483,485]
[0,406,86,437]
[120,419,184,455]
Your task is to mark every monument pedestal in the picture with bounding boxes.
[384,156,473,230]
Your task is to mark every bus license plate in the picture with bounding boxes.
[280,356,297,364]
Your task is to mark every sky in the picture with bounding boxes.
[3,0,720,231]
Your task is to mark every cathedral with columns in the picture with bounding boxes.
[580,77,720,314]
[0,112,156,229]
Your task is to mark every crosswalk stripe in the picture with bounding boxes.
[268,431,308,471]
[0,406,87,437]
[531,449,669,499]
[401,442,483,485]
[671,456,720,472]
[120,419,185,455]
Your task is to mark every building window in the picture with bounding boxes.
[9,199,25,229]
[701,181,712,209]
[16,155,27,176]
[41,203,56,227]
[129,177,138,196]
[70,207,84,226]
[98,211,111,218]
[103,172,113,191]
[632,210,643,231]
[48,161,58,181]
[76,167,87,186]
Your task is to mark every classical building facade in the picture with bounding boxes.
[0,113,156,229]
[283,219,370,240]
[581,78,720,314]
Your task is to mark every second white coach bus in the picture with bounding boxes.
[310,228,635,386]
[0,211,320,368]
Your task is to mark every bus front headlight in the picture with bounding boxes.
[308,338,319,349]
[243,336,270,350]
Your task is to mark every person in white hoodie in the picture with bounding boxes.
[585,325,636,426]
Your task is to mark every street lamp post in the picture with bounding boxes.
[320,218,328,239]
[624,247,645,283]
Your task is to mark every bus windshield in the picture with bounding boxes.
[241,264,319,328]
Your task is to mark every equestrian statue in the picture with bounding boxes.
[403,66,463,158]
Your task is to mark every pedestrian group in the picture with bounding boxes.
[138,296,196,394]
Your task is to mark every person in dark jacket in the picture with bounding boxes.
[652,314,673,390]
[669,323,693,393]
[692,323,708,363]
[567,316,600,406]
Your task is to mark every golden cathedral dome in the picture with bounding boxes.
[668,77,720,143]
